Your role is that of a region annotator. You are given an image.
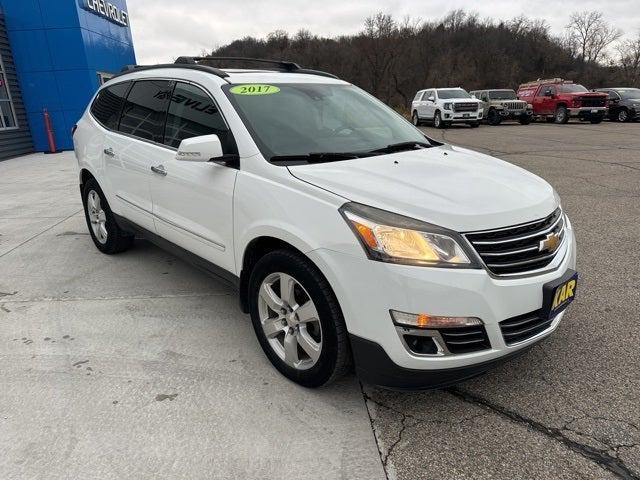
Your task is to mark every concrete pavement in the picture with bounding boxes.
[0,153,386,480]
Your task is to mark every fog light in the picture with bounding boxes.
[391,310,483,329]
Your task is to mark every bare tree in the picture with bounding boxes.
[565,11,622,64]
[617,34,640,86]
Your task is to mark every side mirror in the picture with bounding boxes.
[427,96,435,102]
[175,134,224,162]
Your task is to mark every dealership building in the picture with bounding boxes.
[0,0,135,160]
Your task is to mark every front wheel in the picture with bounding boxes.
[554,106,569,124]
[617,108,629,122]
[519,116,532,125]
[468,121,479,128]
[412,111,421,126]
[82,179,133,254]
[434,111,445,129]
[248,250,350,388]
[487,109,501,126]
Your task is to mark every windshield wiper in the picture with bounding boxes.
[270,152,373,164]
[368,141,432,154]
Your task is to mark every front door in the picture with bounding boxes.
[148,82,238,273]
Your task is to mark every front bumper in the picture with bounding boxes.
[307,220,577,388]
[443,111,482,122]
[568,106,607,117]
[499,109,533,119]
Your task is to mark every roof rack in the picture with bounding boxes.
[520,78,573,87]
[114,63,230,80]
[175,56,339,79]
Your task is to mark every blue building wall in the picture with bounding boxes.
[0,0,135,151]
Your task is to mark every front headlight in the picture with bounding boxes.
[340,203,477,267]
[443,102,452,110]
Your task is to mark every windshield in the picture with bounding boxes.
[559,84,588,93]
[223,83,429,161]
[617,88,640,99]
[437,89,471,99]
[489,90,517,100]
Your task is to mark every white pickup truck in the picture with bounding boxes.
[412,88,484,128]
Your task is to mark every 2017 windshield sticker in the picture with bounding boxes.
[230,85,280,96]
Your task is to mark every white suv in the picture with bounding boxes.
[73,57,577,389]
[412,87,484,128]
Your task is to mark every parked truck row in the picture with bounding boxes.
[411,78,640,128]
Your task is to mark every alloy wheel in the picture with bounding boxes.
[258,272,323,370]
[87,190,108,244]
[618,110,628,122]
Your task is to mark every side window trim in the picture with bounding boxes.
[92,76,238,159]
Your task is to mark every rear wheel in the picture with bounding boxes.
[590,116,603,124]
[554,106,569,124]
[248,250,350,388]
[412,111,421,126]
[487,109,501,126]
[82,179,133,254]
[617,108,629,122]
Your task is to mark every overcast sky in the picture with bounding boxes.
[128,0,639,64]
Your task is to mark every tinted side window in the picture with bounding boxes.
[164,82,234,152]
[413,91,423,101]
[91,81,130,129]
[119,80,173,143]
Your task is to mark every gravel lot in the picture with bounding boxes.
[1,121,638,479]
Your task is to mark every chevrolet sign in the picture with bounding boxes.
[82,0,129,27]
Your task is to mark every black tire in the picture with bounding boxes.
[248,249,350,388]
[468,121,479,128]
[617,108,630,123]
[487,109,501,126]
[554,106,569,124]
[82,178,133,254]
[519,116,532,125]
[412,111,421,126]
[434,111,445,129]
[545,117,555,123]
[589,116,603,124]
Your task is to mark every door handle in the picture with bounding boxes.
[151,165,167,176]
[103,147,115,157]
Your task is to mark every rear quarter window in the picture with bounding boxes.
[90,81,131,129]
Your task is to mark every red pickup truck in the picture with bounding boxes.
[517,78,608,124]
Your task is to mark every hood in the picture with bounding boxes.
[288,145,558,232]
[448,98,481,103]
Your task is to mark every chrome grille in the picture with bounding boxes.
[464,209,565,276]
[439,325,490,354]
[453,102,479,112]
[500,310,552,345]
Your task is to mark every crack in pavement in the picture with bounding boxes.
[447,387,640,480]
[0,209,83,259]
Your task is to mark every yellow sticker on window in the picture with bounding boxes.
[230,84,280,96]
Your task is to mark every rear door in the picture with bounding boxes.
[104,79,174,232]
[148,81,238,273]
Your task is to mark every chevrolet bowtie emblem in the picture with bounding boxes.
[539,232,561,253]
